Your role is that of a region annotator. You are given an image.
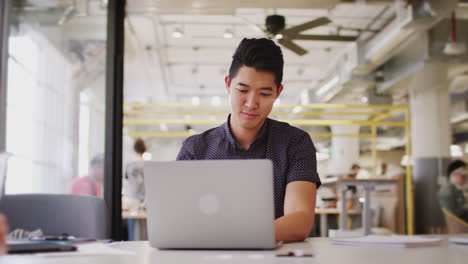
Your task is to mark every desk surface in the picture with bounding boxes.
[322,177,398,185]
[3,235,467,264]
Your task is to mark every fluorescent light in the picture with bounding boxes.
[292,106,303,114]
[451,145,463,157]
[275,34,284,40]
[273,98,281,107]
[315,76,339,97]
[172,28,183,38]
[159,123,168,132]
[316,152,330,161]
[211,96,221,106]
[223,29,234,39]
[300,90,309,105]
[142,152,152,161]
[191,96,200,106]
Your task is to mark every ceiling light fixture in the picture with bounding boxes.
[172,27,183,38]
[142,152,152,161]
[315,76,339,97]
[223,29,234,39]
[159,123,168,132]
[191,96,200,106]
[292,106,303,114]
[211,96,221,106]
[275,34,284,40]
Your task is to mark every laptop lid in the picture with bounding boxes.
[144,159,276,249]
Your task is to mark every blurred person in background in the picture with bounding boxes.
[125,138,147,203]
[70,154,104,198]
[350,163,371,179]
[438,160,468,222]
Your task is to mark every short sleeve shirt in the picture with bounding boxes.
[177,115,321,219]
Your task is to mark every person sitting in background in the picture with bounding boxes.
[350,163,370,179]
[438,160,468,222]
[0,214,7,254]
[125,138,147,203]
[70,154,104,198]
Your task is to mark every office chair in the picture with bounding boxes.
[0,194,109,238]
[441,208,468,234]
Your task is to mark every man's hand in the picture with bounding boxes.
[0,214,8,254]
[274,181,317,242]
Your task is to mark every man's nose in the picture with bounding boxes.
[245,93,259,109]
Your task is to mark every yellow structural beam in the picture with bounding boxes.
[371,109,405,122]
[125,132,375,138]
[123,118,408,127]
[123,103,407,110]
[404,108,414,235]
[124,110,382,116]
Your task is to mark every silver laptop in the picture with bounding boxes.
[143,159,276,249]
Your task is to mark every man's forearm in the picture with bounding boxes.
[274,211,315,242]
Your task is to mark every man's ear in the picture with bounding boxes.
[276,84,284,98]
[225,75,231,94]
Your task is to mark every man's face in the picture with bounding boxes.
[451,168,467,186]
[90,164,104,182]
[225,66,283,131]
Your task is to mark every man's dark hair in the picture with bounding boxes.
[228,38,284,89]
[351,164,360,170]
[134,138,147,155]
[447,159,466,177]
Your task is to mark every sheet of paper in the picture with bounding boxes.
[332,235,443,248]
[35,242,136,257]
[449,237,468,245]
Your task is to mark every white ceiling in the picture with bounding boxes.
[123,0,394,105]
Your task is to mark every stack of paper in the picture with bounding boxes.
[449,237,468,245]
[332,235,443,248]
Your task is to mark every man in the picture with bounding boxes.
[70,154,104,198]
[177,38,321,242]
[438,160,468,222]
[350,163,370,179]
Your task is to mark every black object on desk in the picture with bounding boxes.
[8,242,77,254]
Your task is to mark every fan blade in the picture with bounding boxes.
[293,34,358,41]
[282,17,331,36]
[278,39,308,56]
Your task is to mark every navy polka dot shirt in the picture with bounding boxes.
[177,115,321,219]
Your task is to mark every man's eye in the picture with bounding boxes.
[261,93,272,97]
[237,89,248,93]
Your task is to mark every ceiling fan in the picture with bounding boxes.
[251,15,358,56]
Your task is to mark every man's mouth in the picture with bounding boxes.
[242,112,258,119]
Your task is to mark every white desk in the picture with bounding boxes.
[322,177,398,235]
[3,235,468,264]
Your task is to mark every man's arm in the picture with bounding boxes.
[274,181,317,242]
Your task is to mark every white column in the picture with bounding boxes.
[410,62,451,159]
[328,125,360,177]
[409,62,451,233]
